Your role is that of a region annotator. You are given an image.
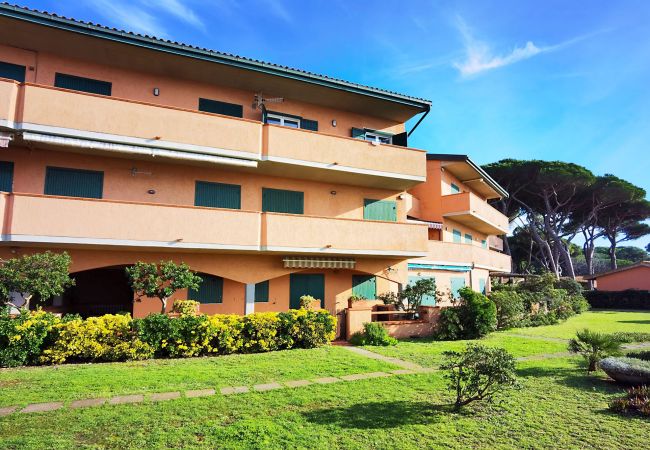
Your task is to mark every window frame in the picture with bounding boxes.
[364,131,392,145]
[452,229,462,243]
[465,233,473,244]
[266,112,301,128]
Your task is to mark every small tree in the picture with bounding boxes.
[568,328,623,372]
[441,344,517,410]
[125,261,202,314]
[0,251,74,310]
[377,278,438,313]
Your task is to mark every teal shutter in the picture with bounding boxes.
[198,98,243,118]
[44,167,103,199]
[363,199,397,222]
[352,275,376,300]
[255,280,269,303]
[450,183,460,194]
[54,73,112,96]
[0,161,14,192]
[262,188,304,214]
[482,239,487,248]
[189,274,223,304]
[351,128,365,139]
[289,274,325,309]
[195,181,241,209]
[0,61,26,82]
[479,278,487,295]
[408,275,436,306]
[300,118,318,131]
[452,229,462,243]
[451,277,466,299]
[465,233,472,244]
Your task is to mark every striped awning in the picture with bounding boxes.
[283,257,356,269]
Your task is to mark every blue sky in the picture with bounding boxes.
[16,0,650,248]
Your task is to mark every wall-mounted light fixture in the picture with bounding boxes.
[331,119,337,127]
[397,194,405,200]
[330,190,337,195]
[147,189,156,195]
[153,88,160,96]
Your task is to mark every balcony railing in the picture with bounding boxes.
[440,192,509,235]
[0,193,428,258]
[420,240,511,272]
[0,78,426,188]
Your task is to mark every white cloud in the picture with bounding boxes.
[143,0,205,31]
[259,0,293,23]
[87,0,169,37]
[452,16,602,77]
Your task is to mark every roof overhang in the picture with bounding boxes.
[427,154,509,200]
[584,261,650,280]
[0,4,431,122]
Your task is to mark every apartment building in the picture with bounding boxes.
[406,154,511,304]
[0,4,433,322]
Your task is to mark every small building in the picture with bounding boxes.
[586,262,650,291]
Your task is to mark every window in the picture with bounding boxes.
[198,98,243,118]
[54,73,112,96]
[262,188,304,214]
[44,167,103,199]
[266,113,300,128]
[0,61,26,82]
[255,280,269,303]
[289,273,324,309]
[351,127,392,144]
[450,183,461,194]
[364,199,397,222]
[451,277,466,299]
[479,278,487,295]
[465,233,473,244]
[189,274,223,304]
[452,229,462,243]
[482,239,487,249]
[352,275,376,300]
[0,161,14,192]
[195,181,241,209]
[408,276,436,306]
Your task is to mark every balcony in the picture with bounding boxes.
[0,79,426,189]
[263,125,426,189]
[440,192,509,235]
[0,193,428,258]
[419,240,511,272]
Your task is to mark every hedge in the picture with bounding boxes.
[0,308,336,368]
[584,290,650,310]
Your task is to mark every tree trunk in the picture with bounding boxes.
[584,243,595,290]
[160,297,168,314]
[608,237,618,270]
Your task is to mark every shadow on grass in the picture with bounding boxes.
[617,320,650,325]
[517,364,626,394]
[303,401,455,429]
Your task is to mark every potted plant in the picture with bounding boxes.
[347,294,364,309]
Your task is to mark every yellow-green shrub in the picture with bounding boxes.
[278,309,336,348]
[0,308,60,367]
[206,314,244,354]
[172,299,200,316]
[241,312,282,352]
[40,314,153,364]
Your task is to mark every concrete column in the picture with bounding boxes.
[245,283,255,315]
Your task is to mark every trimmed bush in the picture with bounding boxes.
[627,350,650,361]
[278,309,337,349]
[437,288,497,340]
[349,322,397,346]
[0,308,59,367]
[172,299,200,316]
[584,290,650,310]
[490,290,525,329]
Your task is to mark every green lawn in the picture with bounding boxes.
[1,309,648,449]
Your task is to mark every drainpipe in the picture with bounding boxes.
[407,106,431,138]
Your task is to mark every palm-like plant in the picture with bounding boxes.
[568,328,623,372]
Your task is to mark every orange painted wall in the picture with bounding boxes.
[0,44,404,137]
[595,266,650,291]
[1,146,407,221]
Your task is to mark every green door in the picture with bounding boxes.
[188,274,223,304]
[352,275,376,300]
[0,161,14,192]
[289,273,325,309]
[363,199,397,222]
[451,277,466,299]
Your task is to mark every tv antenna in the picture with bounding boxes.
[253,93,284,110]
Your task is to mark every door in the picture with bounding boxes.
[290,273,325,309]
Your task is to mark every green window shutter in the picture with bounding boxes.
[451,277,466,299]
[482,239,487,248]
[44,166,103,199]
[255,280,269,303]
[189,274,223,304]
[363,199,397,222]
[54,73,112,96]
[198,98,243,118]
[289,274,325,309]
[479,278,487,295]
[465,233,472,244]
[0,61,26,82]
[300,118,318,131]
[262,188,304,214]
[195,181,241,209]
[408,275,436,306]
[0,161,14,192]
[351,128,365,139]
[452,229,462,243]
[352,275,376,300]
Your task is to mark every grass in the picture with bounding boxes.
[1,309,648,449]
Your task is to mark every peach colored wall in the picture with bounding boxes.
[440,168,485,200]
[596,266,650,291]
[0,44,404,137]
[440,192,509,233]
[417,240,511,272]
[442,218,488,246]
[0,146,407,221]
[407,160,443,223]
